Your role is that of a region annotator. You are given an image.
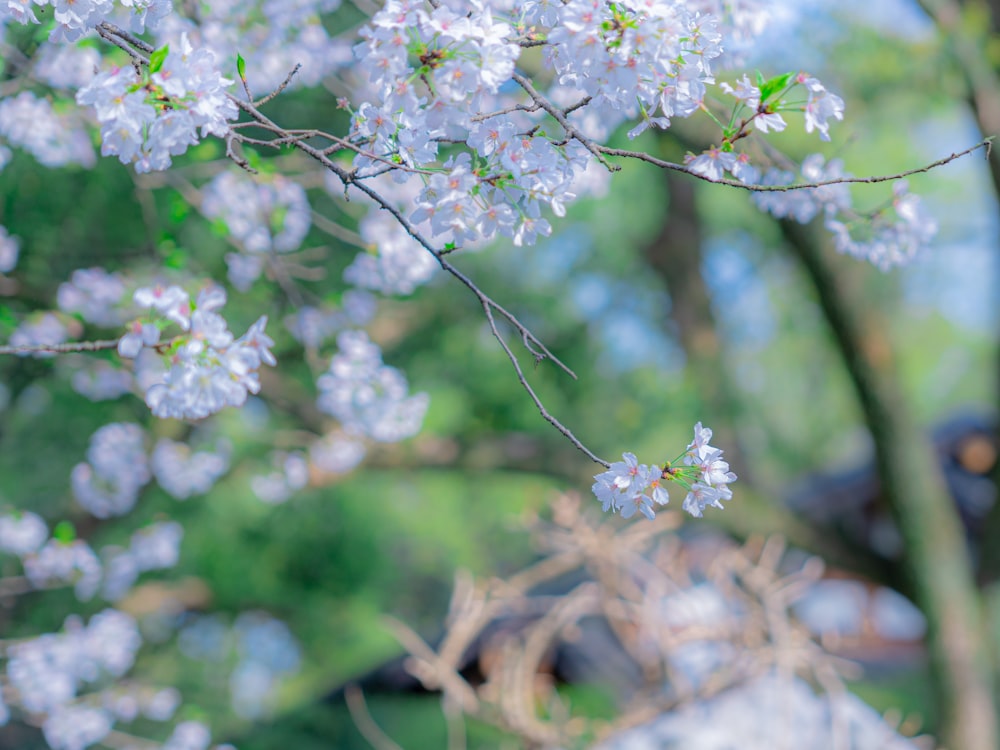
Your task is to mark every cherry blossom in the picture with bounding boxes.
[118,286,276,419]
[0,3,973,748]
[593,423,737,520]
[316,330,429,443]
[76,34,237,173]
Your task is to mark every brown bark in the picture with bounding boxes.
[781,219,997,750]
[919,0,1000,590]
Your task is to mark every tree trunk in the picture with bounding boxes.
[780,219,997,750]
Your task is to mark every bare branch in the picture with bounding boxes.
[0,339,120,356]
[344,685,408,750]
[253,63,303,107]
[96,22,154,54]
[481,301,611,468]
[598,137,994,191]
[511,72,620,173]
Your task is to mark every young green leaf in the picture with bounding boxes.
[149,45,170,74]
[53,520,76,544]
[759,72,796,105]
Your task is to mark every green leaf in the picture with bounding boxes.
[754,69,765,88]
[759,72,795,105]
[270,204,289,234]
[209,218,230,237]
[149,45,170,74]
[169,195,191,223]
[159,239,188,270]
[53,521,75,544]
[244,148,264,171]
[236,52,246,81]
[191,140,221,160]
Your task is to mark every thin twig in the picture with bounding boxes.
[598,137,994,191]
[344,685,408,750]
[253,63,303,107]
[512,72,620,173]
[0,339,120,355]
[481,301,610,468]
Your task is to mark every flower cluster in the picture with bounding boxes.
[57,268,127,327]
[0,91,96,169]
[309,432,367,475]
[101,521,184,600]
[354,2,519,115]
[162,0,349,93]
[693,0,773,54]
[344,198,437,294]
[316,330,428,443]
[76,34,237,173]
[43,705,114,750]
[71,422,151,519]
[593,451,670,520]
[685,72,845,183]
[230,612,302,718]
[117,284,275,420]
[753,153,852,223]
[826,181,939,270]
[335,175,439,296]
[0,515,104,601]
[178,612,300,720]
[348,2,590,249]
[592,423,737,520]
[0,225,19,273]
[8,609,141,713]
[31,42,102,90]
[202,171,312,291]
[23,538,103,600]
[603,673,925,749]
[283,290,376,349]
[8,312,69,357]
[151,438,230,499]
[755,157,939,270]
[2,0,171,40]
[5,609,143,749]
[249,452,309,504]
[0,511,48,556]
[342,1,856,271]
[68,359,135,401]
[162,720,218,750]
[546,0,722,136]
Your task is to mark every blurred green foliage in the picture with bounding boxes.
[0,3,996,747]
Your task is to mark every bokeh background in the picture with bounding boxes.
[0,0,998,747]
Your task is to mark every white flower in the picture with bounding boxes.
[23,540,102,600]
[316,330,428,442]
[593,454,668,519]
[152,439,229,499]
[799,75,845,142]
[597,423,737,520]
[76,36,237,172]
[0,512,48,556]
[0,226,20,273]
[686,147,737,181]
[71,423,149,519]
